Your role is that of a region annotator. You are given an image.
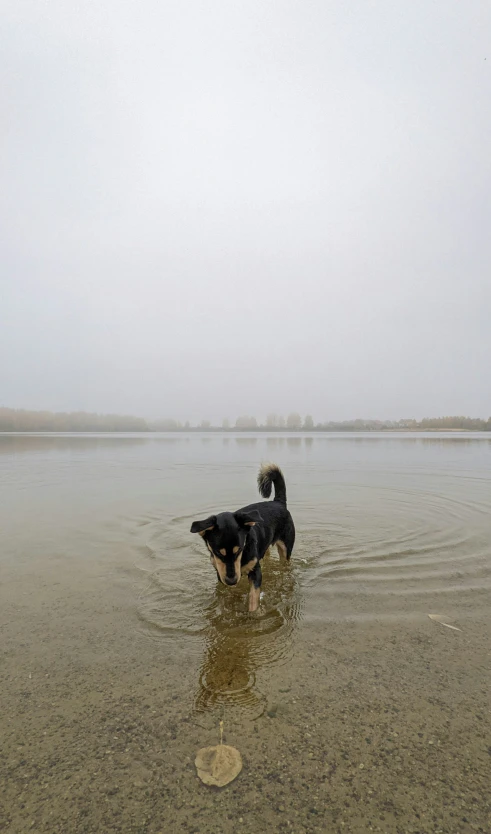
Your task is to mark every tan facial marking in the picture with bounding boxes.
[233,546,239,555]
[219,548,226,556]
[210,553,243,585]
[212,557,228,584]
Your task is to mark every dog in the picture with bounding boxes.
[190,463,295,612]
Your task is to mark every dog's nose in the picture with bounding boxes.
[225,576,238,586]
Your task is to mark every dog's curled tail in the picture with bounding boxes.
[257,463,287,506]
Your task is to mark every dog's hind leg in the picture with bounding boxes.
[281,518,295,560]
[276,540,288,559]
[248,562,262,613]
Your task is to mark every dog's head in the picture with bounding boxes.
[190,510,261,586]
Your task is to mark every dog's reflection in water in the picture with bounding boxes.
[194,549,300,716]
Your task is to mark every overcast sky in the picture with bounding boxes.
[1,1,490,423]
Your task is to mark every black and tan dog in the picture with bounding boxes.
[190,463,295,612]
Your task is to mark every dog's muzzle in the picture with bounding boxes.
[224,576,238,586]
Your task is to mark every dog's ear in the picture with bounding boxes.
[234,509,262,528]
[190,515,216,536]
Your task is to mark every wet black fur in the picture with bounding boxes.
[190,464,295,590]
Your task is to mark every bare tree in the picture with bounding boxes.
[286,412,302,430]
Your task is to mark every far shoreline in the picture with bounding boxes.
[1,428,490,435]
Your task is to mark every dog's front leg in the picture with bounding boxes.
[248,562,262,612]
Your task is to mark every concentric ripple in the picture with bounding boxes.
[135,513,303,719]
[134,449,491,708]
[300,475,491,618]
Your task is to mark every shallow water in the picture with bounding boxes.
[1,431,491,832]
[2,432,491,714]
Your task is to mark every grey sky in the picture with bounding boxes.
[1,1,490,423]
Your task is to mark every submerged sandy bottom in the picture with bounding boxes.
[1,561,490,834]
[1,433,490,833]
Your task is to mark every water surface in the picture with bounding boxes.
[1,432,490,832]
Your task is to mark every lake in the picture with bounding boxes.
[1,432,490,833]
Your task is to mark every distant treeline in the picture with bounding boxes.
[1,408,491,432]
[0,408,147,432]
